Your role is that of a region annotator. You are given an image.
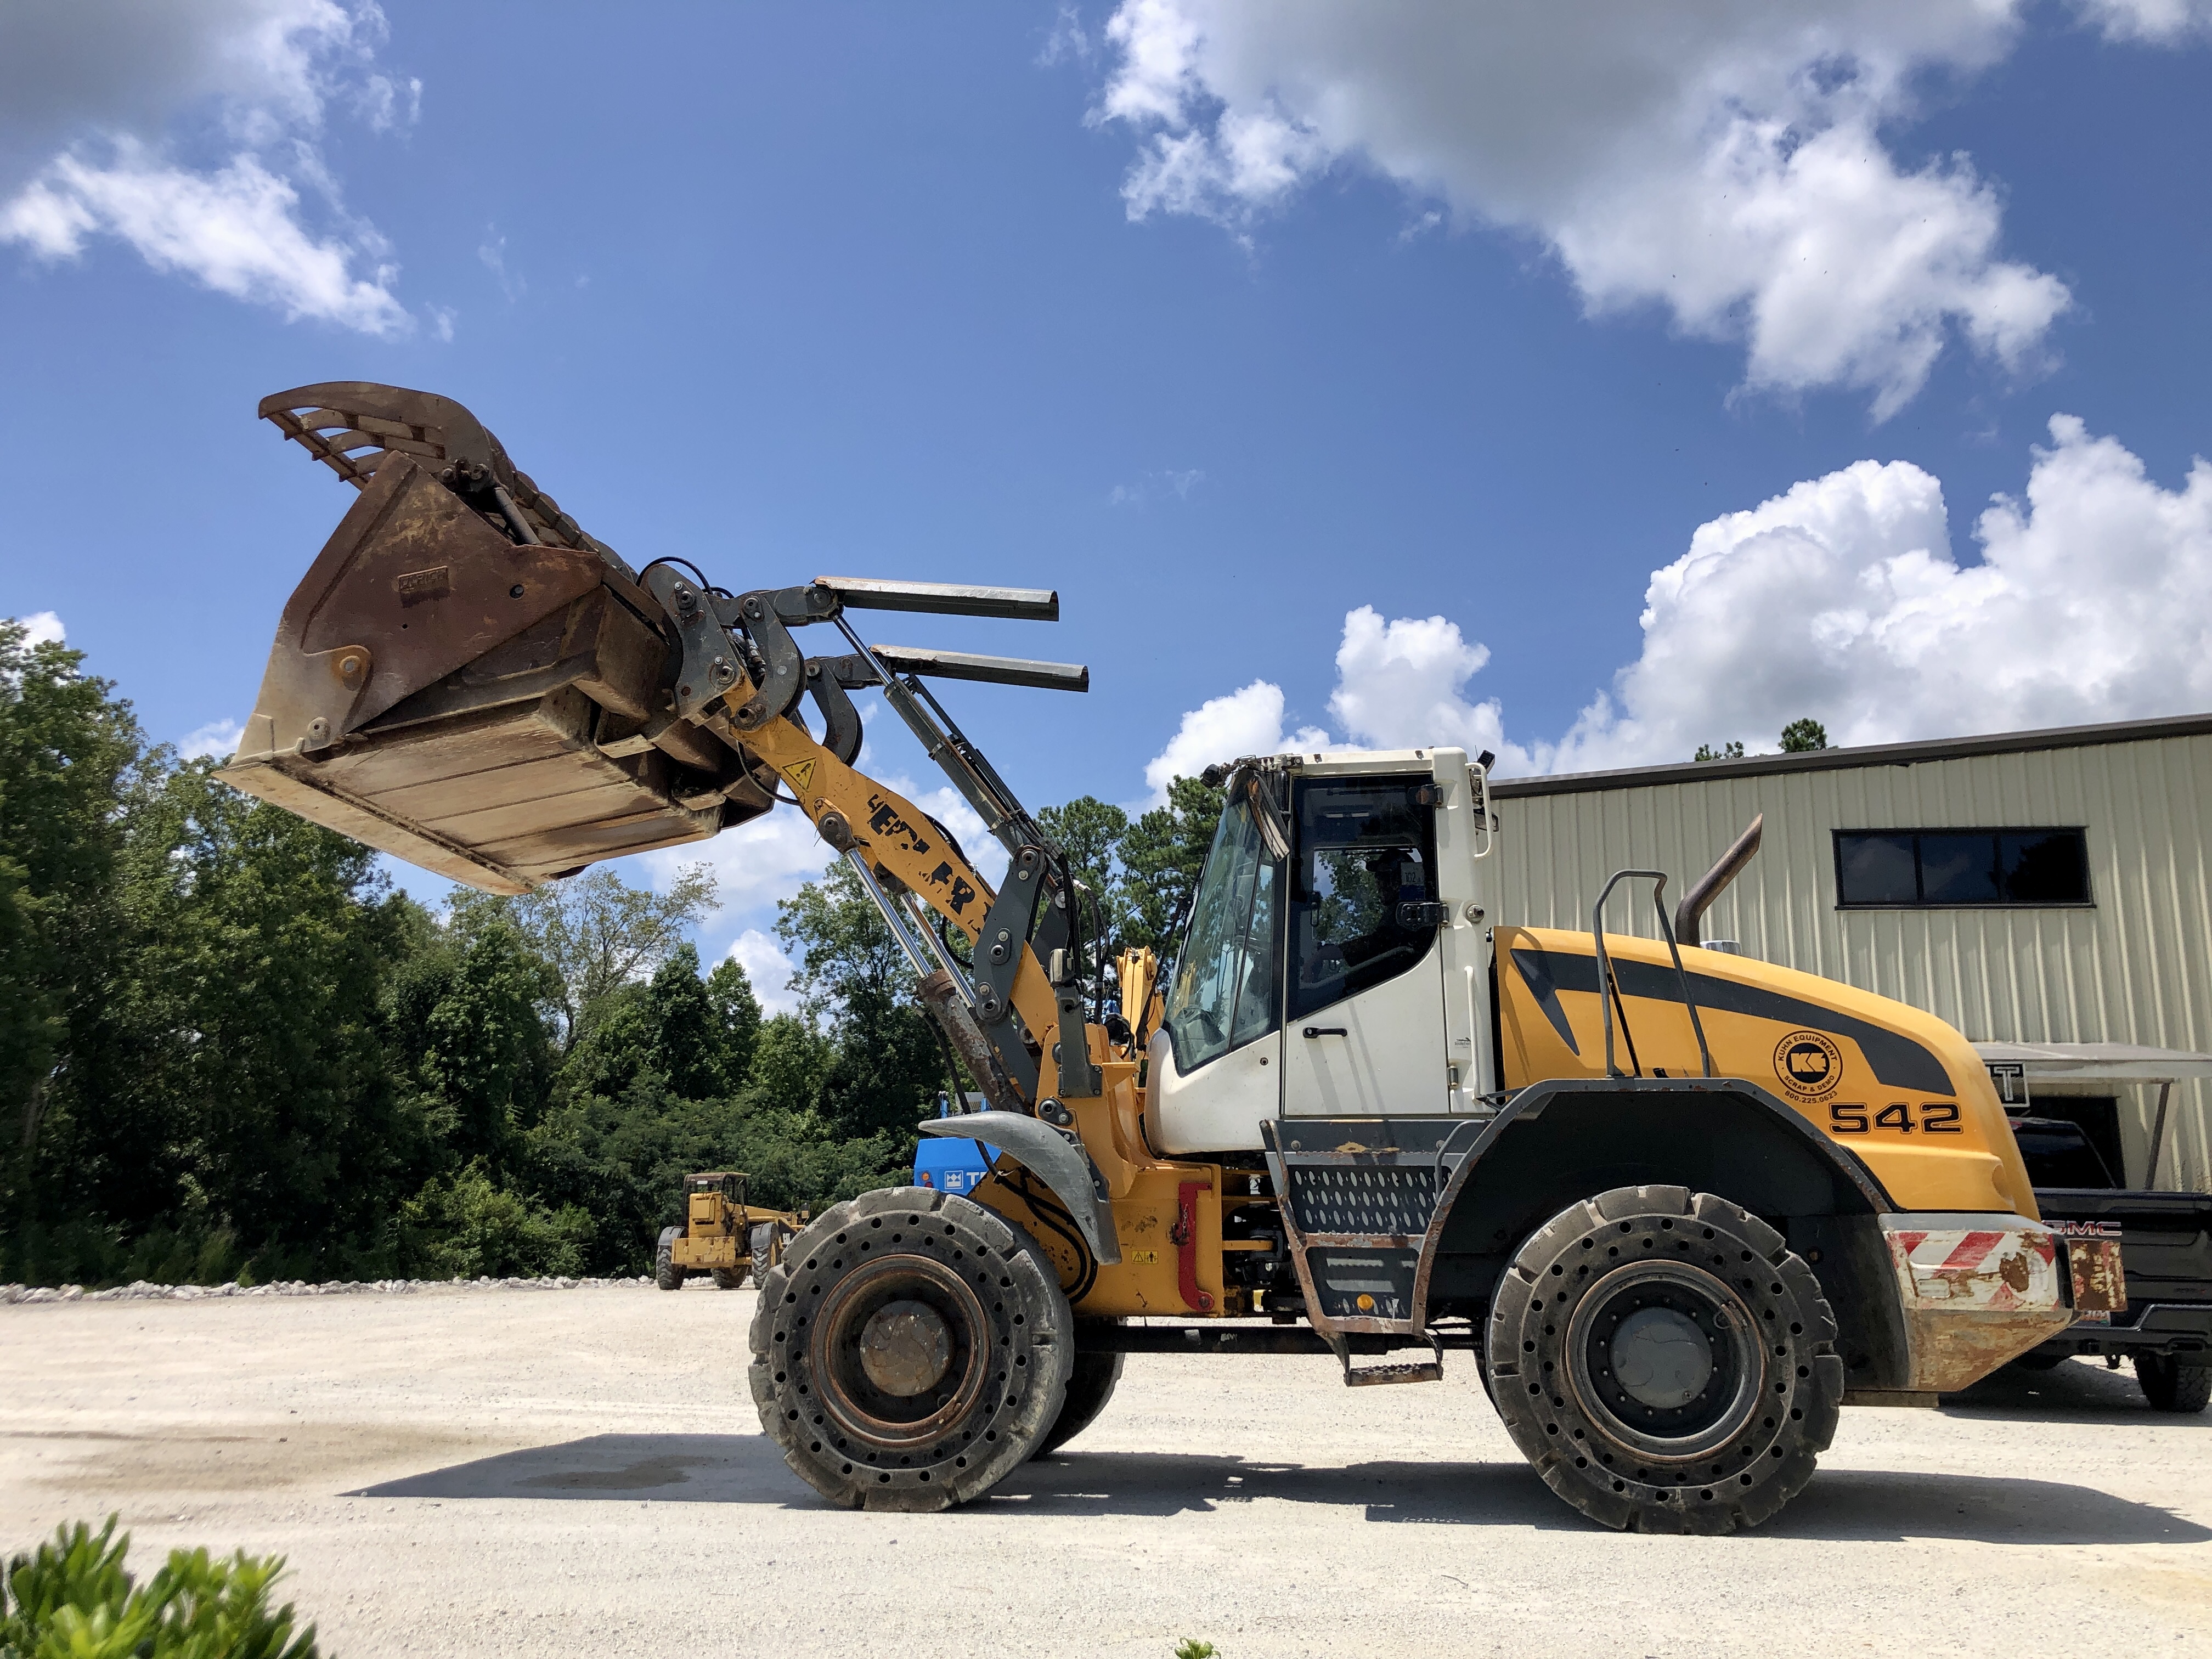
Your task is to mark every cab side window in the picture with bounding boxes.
[1288,777,1438,1022]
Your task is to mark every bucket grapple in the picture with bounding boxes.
[222,382,776,891]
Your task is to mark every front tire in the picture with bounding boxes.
[654,1227,684,1292]
[749,1187,1073,1511]
[2135,1352,2212,1413]
[1484,1184,1843,1534]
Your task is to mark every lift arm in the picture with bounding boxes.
[640,565,1104,1109]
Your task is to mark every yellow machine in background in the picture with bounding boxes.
[221,383,2122,1534]
[655,1173,803,1292]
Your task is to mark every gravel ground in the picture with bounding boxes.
[2,1281,2207,1658]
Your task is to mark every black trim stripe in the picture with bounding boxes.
[1511,948,1953,1096]
[1509,947,1581,1056]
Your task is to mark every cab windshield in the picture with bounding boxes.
[1164,799,1282,1071]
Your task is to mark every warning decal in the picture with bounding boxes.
[784,758,816,793]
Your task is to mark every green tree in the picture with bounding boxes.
[453,862,719,1051]
[413,919,556,1173]
[47,762,426,1277]
[0,619,148,1241]
[776,861,945,1145]
[744,1013,833,1111]
[1779,718,1829,753]
[645,942,725,1098]
[1692,740,1746,762]
[1037,794,1132,946]
[1119,775,1226,957]
[706,955,763,1088]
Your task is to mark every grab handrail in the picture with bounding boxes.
[1590,869,1714,1080]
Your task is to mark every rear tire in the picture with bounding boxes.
[712,1268,745,1291]
[1034,1325,1125,1457]
[654,1227,683,1292]
[2135,1352,2212,1413]
[1484,1184,1843,1534]
[749,1187,1072,1511]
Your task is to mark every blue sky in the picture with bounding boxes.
[4,1,2210,998]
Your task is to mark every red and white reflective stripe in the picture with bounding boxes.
[1934,1231,2008,1274]
[1883,1219,2062,1312]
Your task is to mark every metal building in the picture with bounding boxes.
[1486,711,2212,1195]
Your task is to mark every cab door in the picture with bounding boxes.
[1279,773,1448,1119]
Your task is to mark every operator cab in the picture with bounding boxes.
[1148,747,1494,1155]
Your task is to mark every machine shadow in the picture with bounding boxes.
[347,1434,825,1506]
[1003,1449,2208,1544]
[1764,1468,2211,1544]
[348,1434,2208,1546]
[1936,1357,2211,1425]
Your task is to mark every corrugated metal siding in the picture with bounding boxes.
[1487,733,2212,1193]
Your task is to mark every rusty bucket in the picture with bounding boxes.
[219,383,768,893]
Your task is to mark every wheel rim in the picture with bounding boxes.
[809,1255,991,1452]
[1566,1261,1764,1462]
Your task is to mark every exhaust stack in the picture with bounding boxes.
[1673,814,1764,949]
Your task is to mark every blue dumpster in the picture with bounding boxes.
[913,1091,991,1195]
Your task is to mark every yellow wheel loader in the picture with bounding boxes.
[221,384,2121,1532]
[657,1172,804,1291]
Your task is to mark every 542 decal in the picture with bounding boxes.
[1829,1101,1961,1135]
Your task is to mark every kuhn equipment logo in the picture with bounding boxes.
[1774,1030,1843,1101]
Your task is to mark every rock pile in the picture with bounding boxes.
[0,1275,657,1305]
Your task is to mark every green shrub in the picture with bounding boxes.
[397,1161,592,1279]
[0,1516,318,1658]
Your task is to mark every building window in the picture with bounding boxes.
[1833,828,2092,908]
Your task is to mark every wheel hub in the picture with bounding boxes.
[1566,1261,1764,1462]
[809,1254,990,1452]
[1610,1306,1714,1409]
[859,1299,952,1397]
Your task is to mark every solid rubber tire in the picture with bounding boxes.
[2135,1352,2212,1413]
[1483,1184,1844,1535]
[749,1187,1073,1511]
[1034,1324,1125,1457]
[654,1228,682,1292]
[750,1222,783,1289]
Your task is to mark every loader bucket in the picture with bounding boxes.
[219,383,769,893]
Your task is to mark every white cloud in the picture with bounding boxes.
[1549,415,2212,769]
[5,145,406,332]
[725,928,800,1017]
[1144,414,2212,784]
[0,0,413,333]
[1040,2,1096,66]
[2079,0,2212,41]
[179,717,244,760]
[1142,680,1328,803]
[1107,467,1206,507]
[478,228,523,301]
[1327,607,1536,771]
[19,611,65,647]
[1089,0,2102,414]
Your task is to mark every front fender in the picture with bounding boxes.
[919,1112,1121,1265]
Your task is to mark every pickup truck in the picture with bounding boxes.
[2011,1113,2212,1412]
